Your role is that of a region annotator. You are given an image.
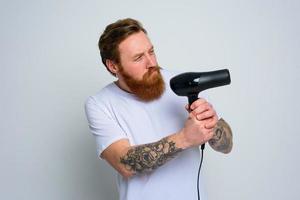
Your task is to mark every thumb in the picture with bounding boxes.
[185,104,191,112]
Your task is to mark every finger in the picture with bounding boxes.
[185,104,191,112]
[203,126,214,133]
[191,102,212,116]
[204,117,218,129]
[196,109,216,121]
[190,98,207,110]
[188,112,194,120]
[188,112,199,121]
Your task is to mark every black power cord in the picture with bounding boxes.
[197,145,205,200]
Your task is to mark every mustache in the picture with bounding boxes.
[143,66,161,79]
[147,65,161,73]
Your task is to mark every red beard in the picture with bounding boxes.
[119,66,165,102]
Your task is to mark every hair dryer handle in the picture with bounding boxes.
[188,94,205,150]
[188,94,199,108]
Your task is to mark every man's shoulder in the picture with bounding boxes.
[85,83,117,108]
[95,83,117,97]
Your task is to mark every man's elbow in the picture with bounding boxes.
[220,146,233,154]
[208,140,233,154]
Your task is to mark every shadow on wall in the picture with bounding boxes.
[80,130,118,200]
[62,121,118,200]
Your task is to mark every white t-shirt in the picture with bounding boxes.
[85,69,207,200]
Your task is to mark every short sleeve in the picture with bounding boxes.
[84,96,128,157]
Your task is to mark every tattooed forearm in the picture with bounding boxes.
[208,118,233,154]
[120,137,182,174]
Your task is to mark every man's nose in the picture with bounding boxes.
[145,54,156,68]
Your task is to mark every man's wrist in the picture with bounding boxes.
[172,130,191,150]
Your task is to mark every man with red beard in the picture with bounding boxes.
[85,18,233,200]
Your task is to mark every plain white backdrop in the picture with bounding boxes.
[1,0,299,199]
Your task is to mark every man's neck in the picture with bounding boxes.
[114,79,132,94]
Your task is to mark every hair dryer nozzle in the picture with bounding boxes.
[170,69,231,97]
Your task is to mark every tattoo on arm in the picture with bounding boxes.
[208,118,233,154]
[120,137,182,174]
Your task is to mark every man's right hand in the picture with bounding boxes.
[179,98,218,149]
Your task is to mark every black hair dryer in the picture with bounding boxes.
[170,69,231,149]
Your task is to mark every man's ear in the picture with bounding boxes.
[106,59,119,75]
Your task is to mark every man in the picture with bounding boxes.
[85,18,233,200]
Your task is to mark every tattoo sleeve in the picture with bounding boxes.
[120,137,182,174]
[208,118,233,154]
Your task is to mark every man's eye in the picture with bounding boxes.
[149,49,155,54]
[134,56,142,61]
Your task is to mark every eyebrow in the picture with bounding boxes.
[133,52,143,59]
[132,46,154,59]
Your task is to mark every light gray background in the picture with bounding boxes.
[1,0,299,199]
